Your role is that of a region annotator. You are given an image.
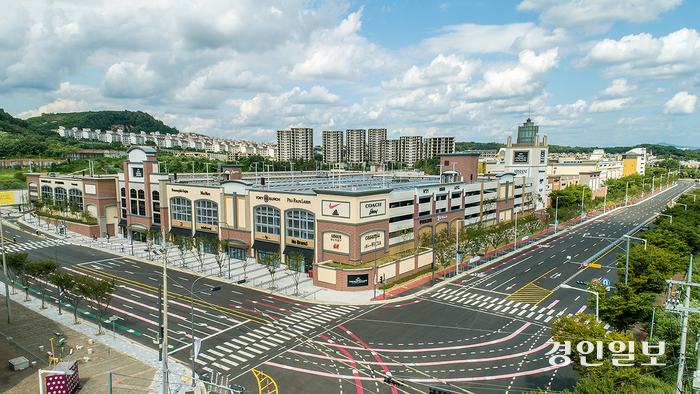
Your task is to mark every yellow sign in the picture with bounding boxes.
[589,263,601,268]
[0,192,15,205]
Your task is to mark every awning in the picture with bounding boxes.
[169,226,192,238]
[118,219,127,228]
[128,223,149,231]
[227,238,249,249]
[252,240,280,253]
[194,231,217,243]
[150,224,161,232]
[283,245,314,261]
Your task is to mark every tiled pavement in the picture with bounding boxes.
[0,292,158,394]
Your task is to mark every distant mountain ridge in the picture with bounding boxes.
[26,110,179,135]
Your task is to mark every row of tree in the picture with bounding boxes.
[531,187,700,393]
[5,252,118,334]
[418,213,546,277]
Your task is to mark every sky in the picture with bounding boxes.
[1,0,699,148]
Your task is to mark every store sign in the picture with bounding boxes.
[255,233,280,242]
[171,188,189,194]
[322,200,350,218]
[514,169,529,176]
[255,194,281,202]
[361,231,385,253]
[360,200,386,218]
[175,221,192,229]
[513,151,529,164]
[323,232,349,254]
[132,167,144,177]
[195,224,218,232]
[540,150,546,164]
[347,274,369,287]
[286,237,314,248]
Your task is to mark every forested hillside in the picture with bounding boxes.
[26,110,179,135]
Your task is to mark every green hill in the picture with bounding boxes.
[26,110,179,135]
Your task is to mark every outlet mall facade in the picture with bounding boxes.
[28,147,538,290]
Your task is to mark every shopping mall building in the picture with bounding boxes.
[27,146,538,289]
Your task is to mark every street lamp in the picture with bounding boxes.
[190,277,221,387]
[641,178,649,199]
[580,185,588,223]
[555,196,568,233]
[625,181,631,206]
[682,193,697,202]
[455,219,469,274]
[676,203,688,211]
[623,235,647,285]
[1,213,11,324]
[560,283,599,322]
[656,212,673,225]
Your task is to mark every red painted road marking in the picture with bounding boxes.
[545,300,559,309]
[339,325,398,394]
[380,300,422,308]
[319,334,364,394]
[262,295,310,308]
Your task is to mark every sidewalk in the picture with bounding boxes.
[0,283,192,394]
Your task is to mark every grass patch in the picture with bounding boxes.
[323,247,428,269]
[36,211,97,226]
[380,266,434,291]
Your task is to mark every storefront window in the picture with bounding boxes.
[229,247,246,260]
[171,197,192,222]
[195,200,218,226]
[68,189,83,210]
[41,186,53,203]
[285,210,314,240]
[54,187,67,207]
[257,250,279,267]
[255,206,280,235]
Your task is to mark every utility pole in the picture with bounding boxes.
[162,247,169,393]
[666,255,695,394]
[1,213,11,324]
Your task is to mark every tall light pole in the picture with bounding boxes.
[624,181,631,206]
[580,185,588,223]
[190,277,221,387]
[657,212,673,225]
[1,213,11,324]
[455,219,468,273]
[560,283,599,322]
[623,235,647,285]
[555,196,567,233]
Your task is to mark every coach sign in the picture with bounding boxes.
[347,274,369,287]
[360,199,386,218]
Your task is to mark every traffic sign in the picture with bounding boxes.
[581,262,589,268]
[589,263,601,268]
[591,278,601,283]
[602,278,610,286]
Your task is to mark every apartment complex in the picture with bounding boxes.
[400,136,423,164]
[277,127,314,162]
[346,129,366,164]
[322,130,343,164]
[424,137,456,159]
[368,129,387,163]
[383,140,400,162]
[55,126,277,159]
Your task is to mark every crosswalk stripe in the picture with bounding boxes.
[198,353,216,361]
[230,354,247,362]
[245,346,263,354]
[220,358,239,367]
[211,362,229,371]
[239,350,255,358]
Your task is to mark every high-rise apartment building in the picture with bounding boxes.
[400,136,423,164]
[368,128,386,163]
[322,130,343,164]
[424,137,455,159]
[383,140,400,162]
[346,129,366,164]
[277,128,314,161]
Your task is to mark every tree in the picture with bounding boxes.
[434,245,454,278]
[81,275,119,335]
[286,251,305,295]
[592,282,655,332]
[399,228,413,253]
[26,259,59,309]
[210,237,229,277]
[172,234,190,268]
[192,236,209,271]
[145,229,159,259]
[260,251,280,290]
[5,252,28,294]
[486,222,509,252]
[50,270,87,324]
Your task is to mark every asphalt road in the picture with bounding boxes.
[2,180,696,393]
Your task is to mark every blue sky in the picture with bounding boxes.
[1,0,699,147]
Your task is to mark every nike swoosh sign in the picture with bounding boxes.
[329,203,340,208]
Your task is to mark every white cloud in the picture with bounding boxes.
[579,28,700,79]
[555,100,587,117]
[287,8,389,81]
[419,23,569,55]
[102,62,160,99]
[589,97,634,112]
[381,54,479,90]
[599,78,638,97]
[467,48,559,100]
[517,0,683,34]
[663,91,697,114]
[16,98,90,119]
